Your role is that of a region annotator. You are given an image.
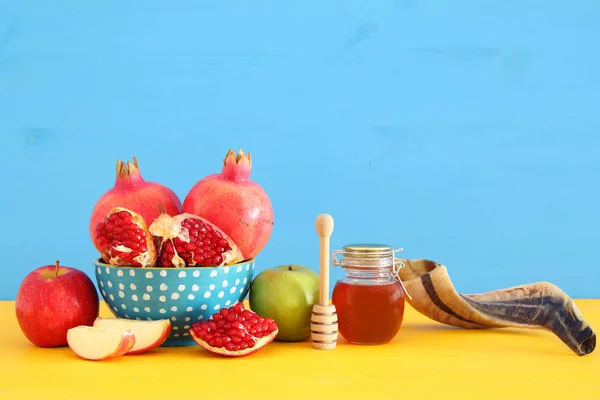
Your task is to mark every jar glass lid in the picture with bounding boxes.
[340,243,393,259]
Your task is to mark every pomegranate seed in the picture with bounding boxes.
[226,313,237,322]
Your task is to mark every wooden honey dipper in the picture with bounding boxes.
[310,213,338,350]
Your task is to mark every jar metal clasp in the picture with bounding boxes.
[391,248,412,300]
[331,250,344,267]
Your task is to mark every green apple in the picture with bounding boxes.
[249,265,320,342]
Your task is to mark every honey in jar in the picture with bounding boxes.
[331,244,406,345]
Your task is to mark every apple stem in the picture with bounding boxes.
[55,260,60,278]
[288,265,293,271]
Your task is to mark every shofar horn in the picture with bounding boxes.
[397,259,596,356]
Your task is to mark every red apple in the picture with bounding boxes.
[15,260,100,347]
[67,326,135,361]
[93,317,171,354]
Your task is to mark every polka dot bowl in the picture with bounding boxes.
[93,258,255,347]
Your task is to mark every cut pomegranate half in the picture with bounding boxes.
[189,302,278,357]
[94,207,157,267]
[148,213,244,268]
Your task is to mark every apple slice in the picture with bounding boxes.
[67,326,135,361]
[93,317,171,354]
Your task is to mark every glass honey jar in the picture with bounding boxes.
[331,244,408,345]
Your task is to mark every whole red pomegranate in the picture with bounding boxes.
[90,157,182,255]
[182,149,274,260]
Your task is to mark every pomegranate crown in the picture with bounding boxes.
[114,157,144,185]
[116,157,141,176]
[222,148,252,180]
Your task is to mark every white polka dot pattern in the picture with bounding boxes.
[94,260,255,344]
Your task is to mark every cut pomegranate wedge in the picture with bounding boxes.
[149,213,244,268]
[189,302,278,357]
[67,326,135,361]
[92,318,171,354]
[95,207,157,267]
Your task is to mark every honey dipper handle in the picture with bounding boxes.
[315,214,334,305]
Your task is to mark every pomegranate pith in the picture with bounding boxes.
[95,207,157,267]
[189,302,278,357]
[149,213,244,268]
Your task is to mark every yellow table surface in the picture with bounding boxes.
[1,300,599,400]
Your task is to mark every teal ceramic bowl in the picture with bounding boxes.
[93,258,255,347]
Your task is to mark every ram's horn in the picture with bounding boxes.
[397,259,596,356]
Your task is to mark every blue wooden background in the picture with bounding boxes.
[1,1,599,300]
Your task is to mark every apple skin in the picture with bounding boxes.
[15,262,100,347]
[249,264,320,342]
